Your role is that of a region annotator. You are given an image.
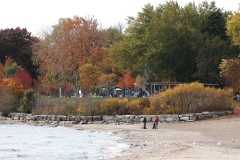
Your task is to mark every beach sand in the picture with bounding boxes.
[1,115,239,159]
[72,115,240,160]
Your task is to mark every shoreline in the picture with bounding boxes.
[1,115,240,159]
[72,115,240,160]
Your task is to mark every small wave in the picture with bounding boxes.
[0,149,20,152]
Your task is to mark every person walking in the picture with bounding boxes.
[142,117,147,129]
[153,116,159,129]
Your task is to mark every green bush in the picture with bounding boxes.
[22,89,35,113]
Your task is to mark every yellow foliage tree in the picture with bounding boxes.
[227,12,240,45]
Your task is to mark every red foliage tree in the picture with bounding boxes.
[117,70,135,89]
[13,68,32,90]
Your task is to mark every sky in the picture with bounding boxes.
[1,0,239,36]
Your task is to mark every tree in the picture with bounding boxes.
[22,89,35,113]
[111,2,202,82]
[33,16,111,96]
[219,58,240,93]
[195,36,230,83]
[13,68,32,90]
[0,28,39,80]
[3,62,19,78]
[227,12,240,45]
[98,73,117,95]
[201,8,229,40]
[117,70,135,96]
[79,63,101,96]
[1,78,24,95]
[135,75,144,89]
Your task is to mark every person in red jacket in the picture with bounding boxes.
[152,116,159,129]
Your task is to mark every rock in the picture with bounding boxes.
[180,116,189,121]
[218,111,227,116]
[211,111,218,115]
[92,116,103,121]
[57,115,67,121]
[202,111,213,118]
[103,116,114,123]
[68,116,75,121]
[81,116,93,121]
[226,111,233,114]
[189,115,197,121]
[165,117,174,122]
[173,117,180,121]
[159,117,166,122]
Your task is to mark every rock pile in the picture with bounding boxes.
[0,111,233,126]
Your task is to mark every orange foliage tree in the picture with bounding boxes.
[1,78,24,95]
[33,16,112,96]
[79,63,101,96]
[117,70,135,96]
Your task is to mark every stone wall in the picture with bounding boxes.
[0,111,233,126]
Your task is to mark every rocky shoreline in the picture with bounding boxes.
[0,110,233,127]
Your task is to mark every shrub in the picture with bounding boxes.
[63,104,77,115]
[128,99,143,115]
[22,89,35,113]
[150,82,234,114]
[0,85,17,116]
[76,103,86,115]
[99,98,129,115]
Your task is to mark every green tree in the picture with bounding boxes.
[110,1,202,82]
[201,8,229,40]
[195,37,230,83]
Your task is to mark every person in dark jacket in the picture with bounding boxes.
[142,117,147,129]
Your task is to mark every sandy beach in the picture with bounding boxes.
[71,115,240,160]
[1,115,240,159]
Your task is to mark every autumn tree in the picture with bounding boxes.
[227,12,240,45]
[98,73,116,95]
[33,16,111,96]
[13,68,32,90]
[79,63,101,96]
[117,70,135,96]
[135,75,144,89]
[219,58,240,93]
[0,28,39,79]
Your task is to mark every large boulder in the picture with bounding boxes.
[57,115,67,121]
[81,116,93,121]
[47,115,57,121]
[92,116,103,121]
[103,116,115,123]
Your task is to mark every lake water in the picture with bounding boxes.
[0,124,129,160]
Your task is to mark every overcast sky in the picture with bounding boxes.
[1,0,239,36]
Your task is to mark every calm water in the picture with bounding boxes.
[0,124,129,160]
